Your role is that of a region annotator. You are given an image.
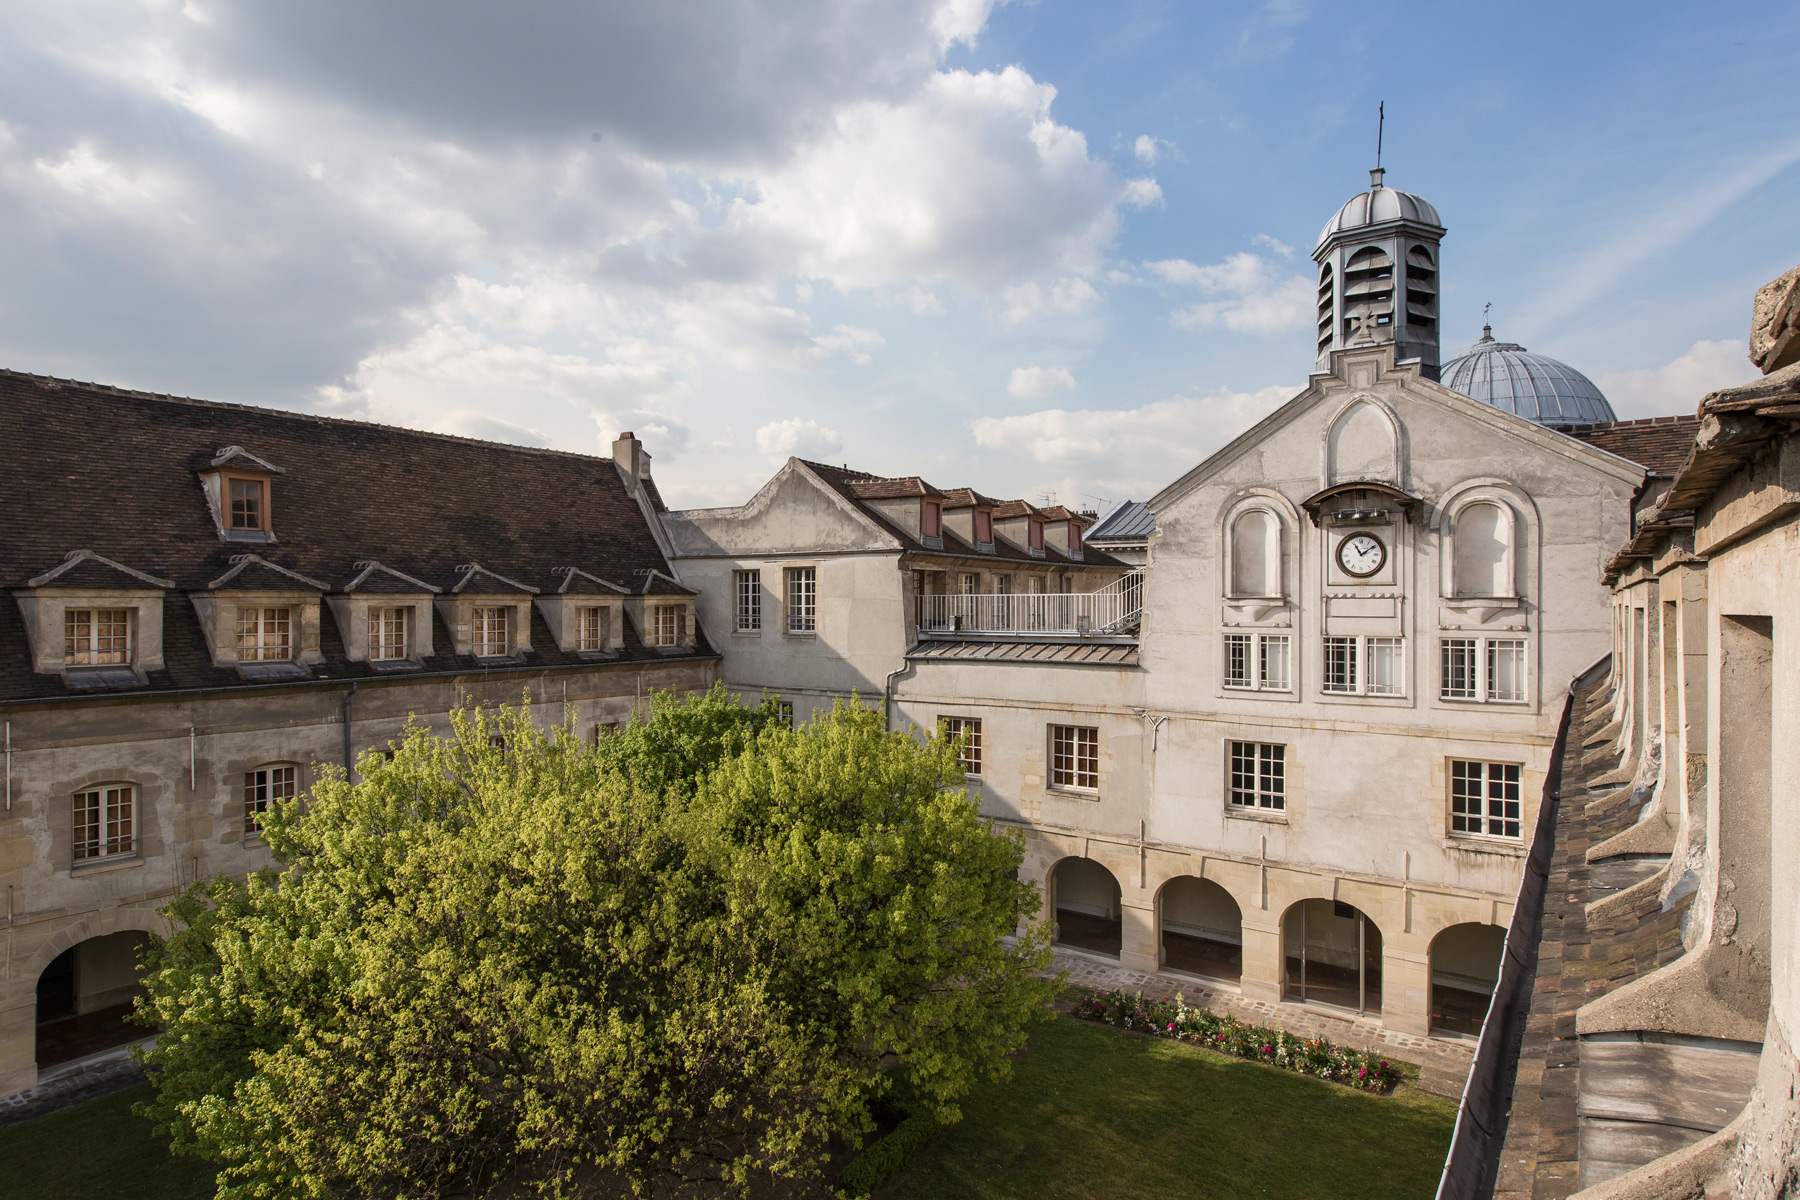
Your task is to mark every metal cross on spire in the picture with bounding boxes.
[1376,101,1384,169]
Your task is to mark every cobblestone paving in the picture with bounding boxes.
[1488,686,1689,1200]
[1048,947,1476,1097]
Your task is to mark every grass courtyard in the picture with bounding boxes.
[0,1015,1455,1199]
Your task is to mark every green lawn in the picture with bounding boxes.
[0,1085,214,1200]
[882,1015,1456,1200]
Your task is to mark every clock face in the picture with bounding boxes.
[1336,533,1386,578]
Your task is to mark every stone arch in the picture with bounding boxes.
[1049,856,1123,958]
[1158,875,1243,983]
[1280,897,1384,1015]
[1436,479,1539,603]
[1322,395,1406,489]
[1219,490,1302,612]
[1428,922,1507,1037]
[30,909,168,1073]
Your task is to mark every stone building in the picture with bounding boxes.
[1466,265,1799,1198]
[0,373,719,1096]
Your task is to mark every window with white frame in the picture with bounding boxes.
[1049,725,1099,791]
[64,608,130,665]
[236,606,293,661]
[787,568,816,632]
[1228,741,1286,810]
[244,764,297,835]
[369,606,411,661]
[958,572,979,595]
[1441,637,1528,703]
[576,606,605,652]
[939,716,983,776]
[1223,632,1290,691]
[73,784,135,862]
[653,605,681,646]
[734,570,762,632]
[472,606,512,657]
[1450,759,1522,839]
[1320,635,1405,696]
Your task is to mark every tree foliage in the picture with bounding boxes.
[136,687,1054,1199]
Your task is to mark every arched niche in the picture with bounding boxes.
[1323,396,1405,488]
[1281,898,1383,1015]
[1159,876,1243,983]
[1050,857,1123,958]
[1437,481,1537,625]
[1220,492,1299,622]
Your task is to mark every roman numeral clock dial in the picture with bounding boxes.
[1336,533,1386,578]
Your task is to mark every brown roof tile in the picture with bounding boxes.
[1562,415,1703,476]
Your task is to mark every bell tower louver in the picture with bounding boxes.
[1313,168,1447,377]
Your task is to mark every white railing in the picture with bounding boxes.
[916,570,1143,638]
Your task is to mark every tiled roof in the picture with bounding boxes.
[1036,505,1091,526]
[1562,415,1703,476]
[800,462,1129,570]
[907,639,1139,666]
[989,499,1046,519]
[845,476,944,500]
[1086,500,1156,543]
[0,370,712,702]
[938,487,1004,509]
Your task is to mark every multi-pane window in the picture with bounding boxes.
[243,765,297,835]
[64,608,130,665]
[1450,760,1523,839]
[1223,633,1290,691]
[369,606,410,661]
[1228,741,1286,810]
[1320,635,1405,697]
[958,573,979,595]
[939,716,983,776]
[73,785,135,862]
[653,605,681,646]
[228,477,265,530]
[734,570,762,632]
[1049,725,1099,791]
[787,568,817,633]
[576,606,605,652]
[592,721,620,744]
[1441,637,1529,703]
[236,607,293,661]
[472,606,511,657]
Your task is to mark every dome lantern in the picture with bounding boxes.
[1313,169,1447,376]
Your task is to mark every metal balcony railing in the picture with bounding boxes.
[915,570,1143,638]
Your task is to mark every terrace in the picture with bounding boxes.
[915,569,1143,639]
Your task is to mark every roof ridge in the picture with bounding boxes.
[0,368,617,466]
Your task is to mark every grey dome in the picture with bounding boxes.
[1316,173,1444,253]
[1441,328,1616,427]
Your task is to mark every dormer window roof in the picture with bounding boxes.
[25,550,174,591]
[342,560,442,594]
[199,446,285,544]
[449,563,540,595]
[208,554,328,592]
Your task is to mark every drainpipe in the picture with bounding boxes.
[882,661,914,732]
[341,682,359,776]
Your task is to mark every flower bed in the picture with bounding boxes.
[1071,989,1404,1092]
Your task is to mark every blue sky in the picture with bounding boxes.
[3,2,1793,511]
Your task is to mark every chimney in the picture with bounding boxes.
[611,431,654,494]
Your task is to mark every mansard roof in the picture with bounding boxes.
[0,369,711,701]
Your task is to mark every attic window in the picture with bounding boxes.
[921,501,942,540]
[974,510,993,545]
[225,475,270,532]
[65,609,130,665]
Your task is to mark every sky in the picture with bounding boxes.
[3,2,1796,513]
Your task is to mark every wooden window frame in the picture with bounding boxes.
[236,606,294,662]
[939,716,983,777]
[1449,759,1523,840]
[244,764,298,836]
[1228,741,1286,810]
[472,605,513,658]
[369,606,411,661]
[223,472,272,533]
[1048,724,1099,792]
[575,605,606,652]
[1223,632,1290,692]
[734,570,762,633]
[64,607,132,666]
[785,567,816,634]
[73,784,136,863]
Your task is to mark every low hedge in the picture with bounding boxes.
[835,1110,943,1198]
[1072,988,1404,1091]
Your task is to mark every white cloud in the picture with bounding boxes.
[1008,365,1077,399]
[1132,134,1168,165]
[1120,177,1164,210]
[1149,251,1313,334]
[756,417,843,464]
[1251,233,1293,258]
[1595,338,1758,419]
[971,383,1298,499]
[1000,276,1101,323]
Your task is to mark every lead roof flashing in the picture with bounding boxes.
[207,445,285,473]
[23,549,174,590]
[553,566,631,595]
[207,554,329,592]
[450,563,540,595]
[343,560,442,594]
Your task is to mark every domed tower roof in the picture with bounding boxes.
[1312,168,1448,374]
[1440,326,1617,428]
[1315,175,1444,255]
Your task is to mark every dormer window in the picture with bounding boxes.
[236,606,294,661]
[1028,519,1044,553]
[974,510,993,545]
[65,608,130,665]
[229,477,267,531]
[921,501,943,542]
[473,606,513,658]
[369,607,412,661]
[577,606,606,652]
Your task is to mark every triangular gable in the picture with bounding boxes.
[553,567,630,595]
[208,554,328,591]
[664,459,903,555]
[25,550,173,590]
[449,563,539,595]
[1148,351,1645,515]
[633,568,697,596]
[208,445,285,474]
[342,560,441,594]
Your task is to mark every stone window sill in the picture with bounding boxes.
[71,855,144,877]
[1225,806,1288,824]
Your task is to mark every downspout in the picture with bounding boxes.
[883,661,914,732]
[342,682,359,776]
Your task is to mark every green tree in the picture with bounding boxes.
[136,687,1054,1199]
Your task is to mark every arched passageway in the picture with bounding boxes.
[1159,876,1242,983]
[1429,923,1507,1036]
[1282,899,1383,1015]
[1051,857,1122,958]
[36,930,152,1071]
